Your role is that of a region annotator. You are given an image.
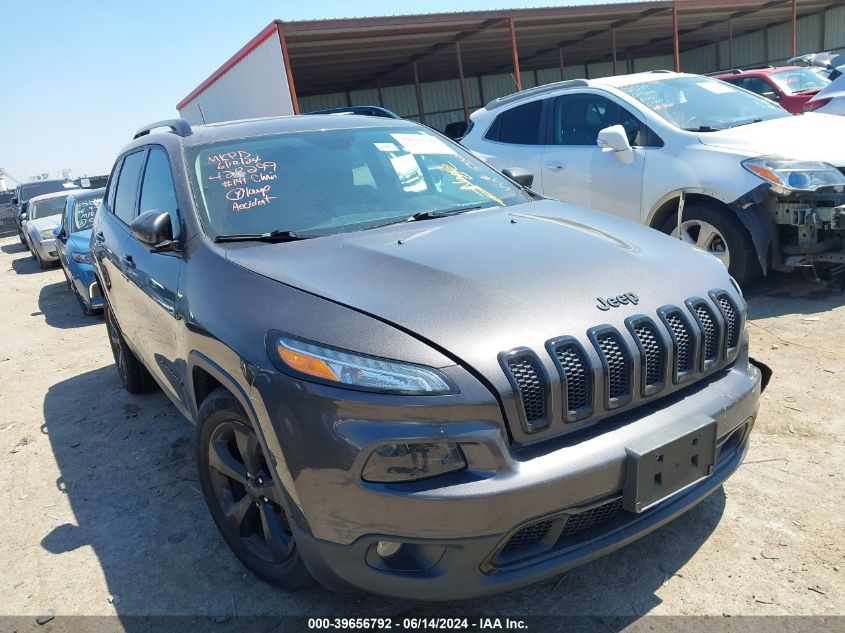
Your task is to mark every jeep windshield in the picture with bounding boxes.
[618,75,789,131]
[187,127,530,239]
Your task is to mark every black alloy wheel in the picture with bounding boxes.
[196,388,314,589]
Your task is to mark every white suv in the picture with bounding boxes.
[462,71,845,284]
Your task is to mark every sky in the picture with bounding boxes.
[0,0,604,183]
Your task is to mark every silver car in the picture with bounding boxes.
[22,190,74,269]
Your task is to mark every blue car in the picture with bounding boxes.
[55,188,106,315]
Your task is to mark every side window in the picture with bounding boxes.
[741,77,775,97]
[554,95,660,148]
[139,148,180,239]
[485,99,543,145]
[113,151,145,224]
[105,158,123,210]
[554,95,616,146]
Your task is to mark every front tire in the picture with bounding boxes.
[661,202,760,285]
[196,388,314,590]
[104,297,156,393]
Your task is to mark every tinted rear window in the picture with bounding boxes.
[485,100,543,144]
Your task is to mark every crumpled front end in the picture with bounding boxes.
[732,183,845,274]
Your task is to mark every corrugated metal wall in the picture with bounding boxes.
[179,33,295,124]
[290,6,845,134]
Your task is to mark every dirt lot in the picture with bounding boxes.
[0,233,843,627]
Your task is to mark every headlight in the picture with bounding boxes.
[362,442,466,483]
[275,335,456,394]
[40,229,56,240]
[71,252,92,264]
[742,156,845,192]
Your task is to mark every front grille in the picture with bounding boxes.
[552,340,591,418]
[561,498,624,537]
[715,293,740,351]
[594,329,631,405]
[500,520,553,554]
[505,355,547,430]
[693,302,719,364]
[500,291,739,440]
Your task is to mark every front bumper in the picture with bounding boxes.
[70,264,104,310]
[32,238,58,262]
[252,352,761,599]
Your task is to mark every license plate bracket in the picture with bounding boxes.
[623,418,717,514]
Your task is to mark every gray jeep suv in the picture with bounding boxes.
[92,114,763,599]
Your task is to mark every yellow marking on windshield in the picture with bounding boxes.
[434,162,505,207]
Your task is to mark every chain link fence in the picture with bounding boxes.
[0,191,17,238]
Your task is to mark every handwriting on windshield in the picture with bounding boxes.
[74,199,102,228]
[207,150,278,212]
[435,162,505,206]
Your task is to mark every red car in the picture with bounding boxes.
[713,65,830,114]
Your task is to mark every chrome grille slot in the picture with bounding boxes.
[502,352,549,433]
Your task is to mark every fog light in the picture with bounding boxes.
[376,540,403,559]
[362,442,466,483]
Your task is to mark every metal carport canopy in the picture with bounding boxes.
[279,0,832,96]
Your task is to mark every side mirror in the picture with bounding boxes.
[597,125,634,164]
[11,197,18,206]
[53,227,62,238]
[19,212,27,222]
[130,210,176,251]
[501,167,534,188]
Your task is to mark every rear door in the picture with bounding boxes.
[120,147,185,404]
[541,92,647,222]
[92,151,145,326]
[472,98,547,188]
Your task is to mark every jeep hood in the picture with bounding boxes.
[697,113,845,165]
[226,200,733,376]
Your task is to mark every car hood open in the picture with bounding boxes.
[226,200,733,377]
[696,113,845,165]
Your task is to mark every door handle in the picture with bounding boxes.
[123,254,136,270]
[95,232,105,242]
[545,162,565,170]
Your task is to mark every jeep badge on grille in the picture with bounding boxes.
[597,292,639,311]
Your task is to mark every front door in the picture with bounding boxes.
[120,147,185,405]
[541,93,646,223]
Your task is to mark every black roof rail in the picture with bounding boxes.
[304,106,402,119]
[133,119,193,140]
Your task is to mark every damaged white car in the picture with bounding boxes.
[462,71,845,284]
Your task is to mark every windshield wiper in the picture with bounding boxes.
[214,229,311,243]
[406,204,492,222]
[730,118,765,128]
[682,125,722,132]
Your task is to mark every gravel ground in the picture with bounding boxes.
[0,234,843,628]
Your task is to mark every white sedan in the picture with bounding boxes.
[22,191,74,269]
